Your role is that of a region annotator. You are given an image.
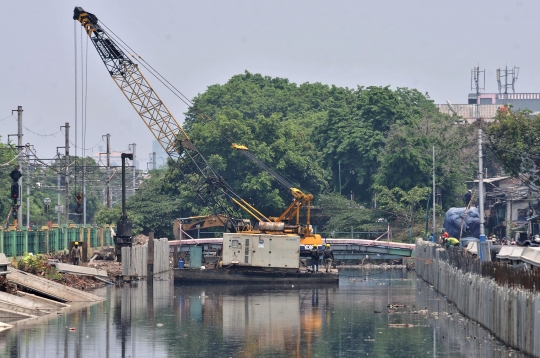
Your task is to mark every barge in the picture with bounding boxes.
[174,232,339,285]
[173,267,338,284]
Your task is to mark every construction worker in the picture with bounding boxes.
[310,245,319,273]
[464,190,472,206]
[445,237,460,249]
[71,241,82,266]
[323,244,335,273]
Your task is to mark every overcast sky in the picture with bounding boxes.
[0,0,538,167]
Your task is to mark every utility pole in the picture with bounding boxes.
[115,152,133,262]
[432,146,436,241]
[472,66,487,260]
[63,123,70,225]
[26,148,30,228]
[103,134,111,208]
[11,106,23,229]
[338,160,342,196]
[83,163,86,225]
[129,143,136,195]
[57,155,61,225]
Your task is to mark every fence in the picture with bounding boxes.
[0,225,115,258]
[431,244,540,292]
[416,239,540,357]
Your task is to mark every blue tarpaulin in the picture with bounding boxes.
[443,207,480,239]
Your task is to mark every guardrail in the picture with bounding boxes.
[0,225,115,258]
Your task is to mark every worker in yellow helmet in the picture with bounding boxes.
[70,241,82,266]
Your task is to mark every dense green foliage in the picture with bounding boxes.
[111,72,479,240]
[94,170,179,237]
[486,107,540,188]
[0,141,18,222]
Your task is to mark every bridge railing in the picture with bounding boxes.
[317,231,388,240]
[0,225,115,259]
[184,231,388,240]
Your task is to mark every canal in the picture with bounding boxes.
[0,269,527,357]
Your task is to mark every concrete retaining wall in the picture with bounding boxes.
[122,238,169,278]
[152,238,169,275]
[416,239,540,357]
[122,244,148,278]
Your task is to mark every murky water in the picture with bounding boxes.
[0,269,527,357]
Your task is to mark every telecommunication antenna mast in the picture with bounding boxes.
[496,66,519,94]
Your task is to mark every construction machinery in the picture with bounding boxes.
[173,215,251,240]
[73,7,321,265]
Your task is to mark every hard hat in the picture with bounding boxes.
[74,241,79,246]
[468,189,472,193]
[326,244,330,247]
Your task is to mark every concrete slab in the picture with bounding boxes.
[0,307,35,320]
[55,262,108,278]
[15,292,68,310]
[0,322,13,332]
[7,268,104,303]
[0,291,61,316]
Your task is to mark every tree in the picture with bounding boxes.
[375,112,476,208]
[180,72,332,217]
[95,169,182,238]
[316,193,379,233]
[486,107,540,189]
[0,140,18,224]
[313,86,438,202]
[373,185,430,237]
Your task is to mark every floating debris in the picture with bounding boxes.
[388,323,414,328]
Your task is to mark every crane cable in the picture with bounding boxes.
[75,21,91,219]
[90,24,256,209]
[98,20,297,192]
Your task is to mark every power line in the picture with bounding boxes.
[0,114,14,122]
[22,124,62,137]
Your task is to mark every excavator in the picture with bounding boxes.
[173,215,251,240]
[73,7,322,260]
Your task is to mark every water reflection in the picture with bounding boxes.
[0,270,526,357]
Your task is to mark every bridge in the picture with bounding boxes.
[169,237,415,260]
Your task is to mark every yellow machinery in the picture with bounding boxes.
[73,7,321,251]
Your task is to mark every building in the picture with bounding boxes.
[91,145,139,169]
[468,177,537,240]
[437,92,540,122]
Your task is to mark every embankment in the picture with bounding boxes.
[416,239,540,357]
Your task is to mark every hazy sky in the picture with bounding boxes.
[1,0,538,167]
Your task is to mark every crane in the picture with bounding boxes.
[73,7,321,249]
